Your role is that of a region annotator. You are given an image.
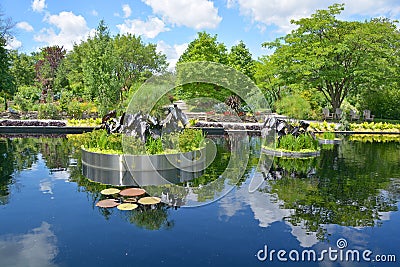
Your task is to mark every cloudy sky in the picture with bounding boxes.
[3,0,400,68]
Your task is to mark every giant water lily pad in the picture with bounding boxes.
[117,203,138,210]
[96,199,119,208]
[138,196,161,205]
[123,198,137,203]
[100,188,121,195]
[119,188,146,197]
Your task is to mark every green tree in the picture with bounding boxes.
[263,4,400,110]
[176,32,231,101]
[9,51,36,88]
[0,7,15,110]
[0,39,14,109]
[228,41,255,80]
[81,20,121,115]
[113,34,167,101]
[179,31,228,64]
[254,55,286,108]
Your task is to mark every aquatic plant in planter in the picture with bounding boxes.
[261,117,320,156]
[317,131,342,145]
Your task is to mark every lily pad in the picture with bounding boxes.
[117,203,138,210]
[138,196,161,205]
[123,197,137,203]
[119,188,146,197]
[96,199,119,208]
[100,188,121,195]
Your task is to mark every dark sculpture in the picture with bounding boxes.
[261,117,316,142]
[101,104,189,143]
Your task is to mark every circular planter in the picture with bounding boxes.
[261,147,320,158]
[81,147,206,186]
[318,138,342,144]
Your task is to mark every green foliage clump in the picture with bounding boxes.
[277,133,319,152]
[359,87,400,120]
[38,103,61,119]
[67,118,102,127]
[322,132,336,140]
[79,129,123,154]
[350,122,400,132]
[145,137,164,155]
[178,128,205,152]
[274,94,312,119]
[309,121,336,132]
[349,134,400,143]
[13,86,41,111]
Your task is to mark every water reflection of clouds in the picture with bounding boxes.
[0,222,58,267]
[39,163,70,195]
[219,176,319,248]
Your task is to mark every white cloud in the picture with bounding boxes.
[117,16,169,38]
[0,222,58,267]
[122,4,132,18]
[91,10,98,16]
[16,21,34,32]
[234,0,400,33]
[156,40,188,70]
[34,11,90,50]
[32,0,47,13]
[341,0,400,18]
[142,0,222,29]
[6,38,22,50]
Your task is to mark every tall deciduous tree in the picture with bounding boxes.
[263,4,400,110]
[9,51,36,88]
[228,41,255,81]
[81,20,120,115]
[179,31,228,64]
[0,7,15,109]
[176,32,231,101]
[113,34,167,99]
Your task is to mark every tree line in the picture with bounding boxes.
[0,4,399,119]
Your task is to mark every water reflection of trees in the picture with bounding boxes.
[0,138,41,205]
[261,141,400,241]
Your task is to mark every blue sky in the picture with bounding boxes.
[3,0,400,68]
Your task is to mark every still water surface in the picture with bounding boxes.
[0,136,399,266]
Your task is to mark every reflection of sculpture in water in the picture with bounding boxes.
[259,155,318,181]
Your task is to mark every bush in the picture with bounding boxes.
[67,101,84,118]
[59,90,74,111]
[359,87,400,120]
[275,94,312,119]
[38,103,61,119]
[13,86,42,111]
[178,128,205,152]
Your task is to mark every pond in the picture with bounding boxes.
[0,135,399,266]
